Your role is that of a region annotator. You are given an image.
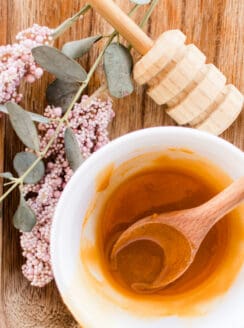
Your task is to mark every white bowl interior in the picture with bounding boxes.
[51,127,244,328]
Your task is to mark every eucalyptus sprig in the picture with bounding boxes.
[0,1,159,232]
[0,31,116,231]
[51,4,92,40]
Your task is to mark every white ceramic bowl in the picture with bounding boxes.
[51,127,244,328]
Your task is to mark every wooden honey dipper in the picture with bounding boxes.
[88,0,243,135]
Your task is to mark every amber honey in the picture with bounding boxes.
[82,150,244,316]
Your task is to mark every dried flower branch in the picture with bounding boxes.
[21,98,114,286]
[0,1,159,287]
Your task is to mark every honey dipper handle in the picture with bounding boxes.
[88,0,154,54]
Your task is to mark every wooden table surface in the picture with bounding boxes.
[0,0,243,327]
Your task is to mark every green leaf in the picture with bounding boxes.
[13,152,45,184]
[64,127,84,171]
[130,0,151,4]
[0,104,50,124]
[6,102,40,151]
[32,45,87,83]
[13,195,36,232]
[0,172,14,180]
[62,35,102,59]
[46,79,80,113]
[104,43,134,98]
[28,112,50,124]
[0,105,7,114]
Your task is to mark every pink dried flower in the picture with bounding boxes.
[0,24,53,104]
[20,96,114,287]
[16,24,53,47]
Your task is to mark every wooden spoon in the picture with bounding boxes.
[111,176,244,292]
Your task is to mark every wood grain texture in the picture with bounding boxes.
[0,0,7,325]
[0,0,243,327]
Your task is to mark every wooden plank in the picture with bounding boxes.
[1,0,86,326]
[0,0,243,327]
[0,0,7,326]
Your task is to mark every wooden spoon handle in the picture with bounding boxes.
[196,176,244,235]
[88,0,154,54]
[169,176,244,249]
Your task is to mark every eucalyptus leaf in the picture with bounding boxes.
[13,152,45,184]
[46,79,80,113]
[28,112,50,124]
[0,104,49,124]
[130,0,151,4]
[6,102,40,151]
[0,172,13,180]
[104,43,134,98]
[0,104,7,114]
[64,127,84,171]
[62,35,102,59]
[32,46,87,83]
[13,195,36,232]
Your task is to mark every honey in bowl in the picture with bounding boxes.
[90,149,244,316]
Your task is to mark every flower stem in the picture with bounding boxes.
[129,4,141,16]
[88,32,116,80]
[51,4,91,39]
[139,0,159,28]
[4,181,16,187]
[0,180,20,202]
[127,0,159,51]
